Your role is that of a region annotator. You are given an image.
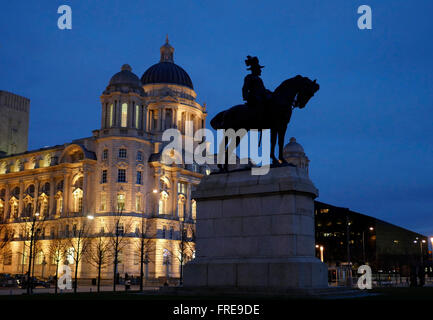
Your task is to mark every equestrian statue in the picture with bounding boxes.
[210,55,320,172]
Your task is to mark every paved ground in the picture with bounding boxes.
[0,285,159,295]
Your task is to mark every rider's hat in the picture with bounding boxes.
[245,55,265,70]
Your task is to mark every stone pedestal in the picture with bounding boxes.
[183,165,328,290]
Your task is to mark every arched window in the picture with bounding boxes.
[135,104,140,129]
[72,188,83,213]
[117,194,125,211]
[121,103,128,127]
[109,104,114,127]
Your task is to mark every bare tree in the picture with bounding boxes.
[85,235,111,292]
[109,206,132,292]
[0,224,13,258]
[47,232,66,294]
[167,219,195,286]
[65,217,91,293]
[134,218,156,291]
[20,213,46,294]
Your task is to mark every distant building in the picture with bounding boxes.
[281,138,430,280]
[0,91,30,156]
[314,201,429,277]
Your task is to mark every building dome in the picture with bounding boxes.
[283,137,310,171]
[283,137,305,154]
[141,37,194,89]
[104,64,144,95]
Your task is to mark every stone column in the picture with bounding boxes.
[172,174,178,218]
[33,180,39,215]
[115,99,121,127]
[82,167,88,216]
[185,183,192,220]
[63,173,70,217]
[161,108,166,131]
[18,181,24,218]
[128,100,134,128]
[141,105,147,131]
[49,177,55,217]
[4,185,10,219]
[154,168,161,215]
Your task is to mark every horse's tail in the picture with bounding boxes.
[210,111,226,130]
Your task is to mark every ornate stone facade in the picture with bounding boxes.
[0,39,206,283]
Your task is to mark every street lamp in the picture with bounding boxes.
[414,239,426,265]
[362,226,374,264]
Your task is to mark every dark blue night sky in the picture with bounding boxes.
[1,1,432,238]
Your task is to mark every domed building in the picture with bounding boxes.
[283,137,310,173]
[0,38,207,285]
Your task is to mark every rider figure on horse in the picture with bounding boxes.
[242,56,272,115]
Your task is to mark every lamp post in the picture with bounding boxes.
[362,227,374,264]
[414,238,426,265]
[430,237,433,261]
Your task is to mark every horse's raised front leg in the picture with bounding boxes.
[270,128,279,165]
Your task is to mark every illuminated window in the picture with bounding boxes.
[101,170,107,184]
[117,194,125,211]
[72,188,83,213]
[121,103,128,127]
[102,149,108,160]
[192,200,196,220]
[100,193,107,211]
[118,148,127,158]
[135,104,140,129]
[178,182,187,195]
[116,224,124,235]
[178,195,185,220]
[109,104,114,127]
[136,171,142,185]
[135,194,141,212]
[118,169,126,183]
[320,209,329,214]
[137,151,143,161]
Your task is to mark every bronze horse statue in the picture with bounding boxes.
[210,75,319,171]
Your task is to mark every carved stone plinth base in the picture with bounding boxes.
[183,165,328,290]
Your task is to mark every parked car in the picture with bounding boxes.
[17,277,50,289]
[0,274,19,287]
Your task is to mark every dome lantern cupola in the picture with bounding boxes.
[160,35,174,63]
